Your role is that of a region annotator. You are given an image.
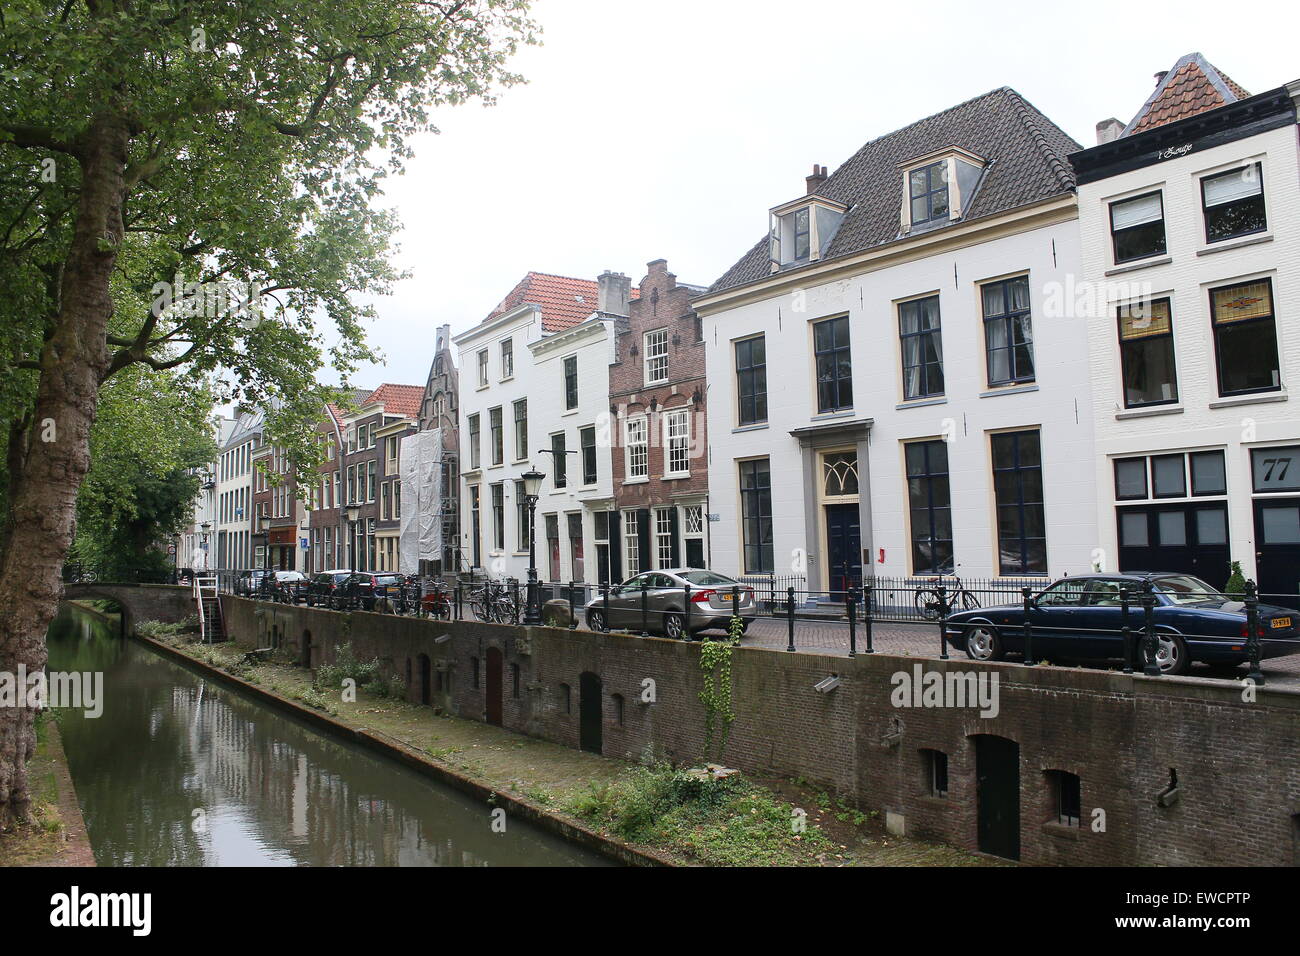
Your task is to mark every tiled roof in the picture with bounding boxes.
[483,272,639,333]
[363,383,425,419]
[708,87,1081,295]
[1124,53,1249,136]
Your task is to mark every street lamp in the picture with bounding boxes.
[256,513,271,569]
[345,504,361,571]
[521,468,545,625]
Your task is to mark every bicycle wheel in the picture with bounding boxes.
[471,595,492,622]
[914,588,941,621]
[959,589,981,611]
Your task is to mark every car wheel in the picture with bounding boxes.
[964,625,1003,662]
[1155,634,1189,675]
[663,612,685,640]
[587,609,607,632]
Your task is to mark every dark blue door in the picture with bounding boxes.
[825,504,861,598]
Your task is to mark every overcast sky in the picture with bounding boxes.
[338,0,1296,391]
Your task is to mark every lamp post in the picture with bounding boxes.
[521,468,545,625]
[199,522,211,574]
[345,504,360,571]
[256,513,271,569]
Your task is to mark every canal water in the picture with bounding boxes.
[47,606,610,866]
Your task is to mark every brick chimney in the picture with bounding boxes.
[435,323,451,354]
[1095,117,1125,145]
[805,164,828,195]
[597,271,631,316]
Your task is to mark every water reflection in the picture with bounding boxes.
[48,607,609,867]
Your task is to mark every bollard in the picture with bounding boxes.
[602,582,610,632]
[1120,587,1133,674]
[847,586,858,657]
[640,585,650,637]
[786,586,796,652]
[569,580,578,630]
[731,585,740,635]
[1021,586,1035,667]
[1141,579,1160,676]
[863,583,874,653]
[456,581,463,621]
[1245,580,1265,686]
[937,583,950,660]
[683,584,692,638]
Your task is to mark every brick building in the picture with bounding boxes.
[408,324,460,575]
[339,384,423,572]
[608,260,710,578]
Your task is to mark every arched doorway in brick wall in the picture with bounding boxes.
[417,653,432,706]
[579,672,602,755]
[972,734,1020,861]
[485,647,503,726]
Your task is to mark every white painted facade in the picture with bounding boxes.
[699,199,1100,590]
[1076,89,1300,595]
[213,409,263,570]
[455,306,616,587]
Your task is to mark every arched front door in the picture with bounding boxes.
[973,735,1020,860]
[579,671,602,754]
[485,647,504,726]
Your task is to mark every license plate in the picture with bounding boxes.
[719,593,734,602]
[1271,617,1291,629]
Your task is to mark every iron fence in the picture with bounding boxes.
[218,570,1300,686]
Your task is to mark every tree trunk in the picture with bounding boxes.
[0,114,127,826]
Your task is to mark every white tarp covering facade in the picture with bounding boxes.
[399,428,444,575]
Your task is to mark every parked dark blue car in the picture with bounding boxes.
[943,573,1299,675]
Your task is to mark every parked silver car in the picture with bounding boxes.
[583,569,756,639]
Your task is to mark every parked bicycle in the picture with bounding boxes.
[914,574,981,621]
[468,579,520,624]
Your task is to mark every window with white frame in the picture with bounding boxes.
[644,329,669,385]
[623,509,640,576]
[500,337,514,379]
[625,416,648,480]
[655,508,674,569]
[664,409,690,476]
[477,349,489,387]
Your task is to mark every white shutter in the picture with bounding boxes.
[1203,167,1261,207]
[1111,193,1163,230]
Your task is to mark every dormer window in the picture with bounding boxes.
[768,196,848,271]
[909,162,950,224]
[900,148,986,233]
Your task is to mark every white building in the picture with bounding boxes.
[695,88,1099,594]
[178,414,235,573]
[454,272,626,587]
[214,408,263,570]
[1070,55,1300,602]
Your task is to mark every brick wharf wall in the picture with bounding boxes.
[220,596,1300,866]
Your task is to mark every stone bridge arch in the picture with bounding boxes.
[61,583,193,637]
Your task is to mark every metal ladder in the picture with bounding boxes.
[194,573,224,644]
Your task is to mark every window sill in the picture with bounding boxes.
[1105,255,1172,277]
[811,409,855,422]
[896,396,947,411]
[1041,820,1082,841]
[1207,391,1287,410]
[1196,232,1272,257]
[562,408,579,417]
[732,422,769,434]
[662,473,691,481]
[475,384,490,392]
[979,384,1039,399]
[644,379,670,389]
[623,477,649,486]
[1115,404,1184,421]
[499,376,515,384]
